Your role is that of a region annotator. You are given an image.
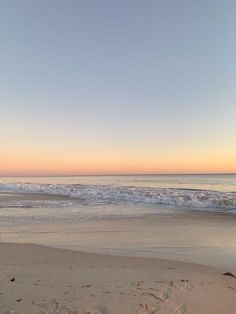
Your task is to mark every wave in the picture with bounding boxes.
[0,182,236,211]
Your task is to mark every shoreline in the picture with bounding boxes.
[1,242,236,313]
[1,191,236,312]
[1,210,236,272]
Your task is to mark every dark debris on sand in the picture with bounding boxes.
[223,272,236,278]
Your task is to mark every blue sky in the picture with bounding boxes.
[0,0,235,174]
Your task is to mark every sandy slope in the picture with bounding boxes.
[0,243,235,314]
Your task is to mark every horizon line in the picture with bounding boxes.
[1,172,236,177]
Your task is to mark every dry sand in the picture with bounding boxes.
[0,243,236,314]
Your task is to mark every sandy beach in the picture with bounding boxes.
[0,192,236,313]
[0,243,235,314]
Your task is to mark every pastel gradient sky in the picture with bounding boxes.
[0,0,235,175]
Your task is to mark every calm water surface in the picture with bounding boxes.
[1,174,236,192]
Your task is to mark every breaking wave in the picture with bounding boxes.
[0,182,236,211]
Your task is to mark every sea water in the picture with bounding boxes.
[0,174,236,216]
[1,174,236,270]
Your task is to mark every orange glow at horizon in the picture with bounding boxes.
[1,149,236,176]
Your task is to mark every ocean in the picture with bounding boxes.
[1,174,236,270]
[0,174,236,218]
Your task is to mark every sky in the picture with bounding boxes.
[0,0,235,175]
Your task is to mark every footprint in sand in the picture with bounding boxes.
[160,287,171,301]
[140,287,171,304]
[173,304,187,314]
[180,283,193,292]
[138,302,161,314]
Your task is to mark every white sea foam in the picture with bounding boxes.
[0,182,235,212]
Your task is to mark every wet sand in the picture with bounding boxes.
[0,191,70,201]
[1,209,236,271]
